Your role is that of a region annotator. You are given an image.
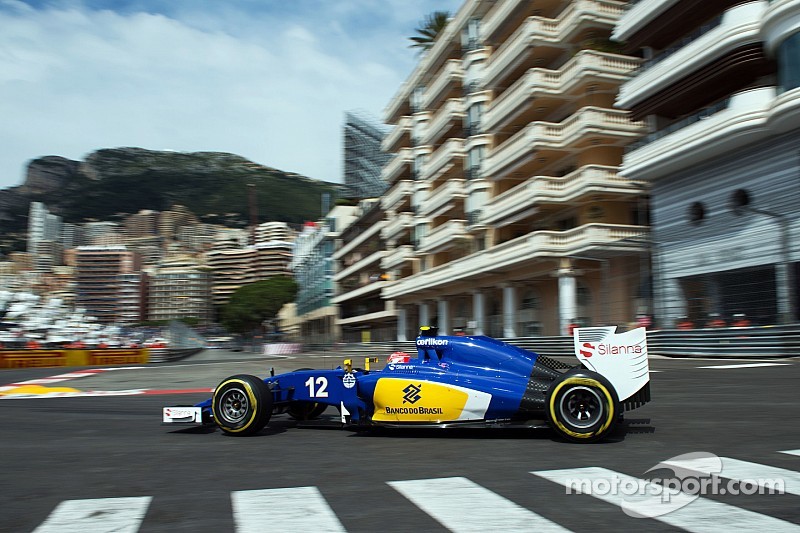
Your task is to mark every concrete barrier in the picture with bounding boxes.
[0,348,150,369]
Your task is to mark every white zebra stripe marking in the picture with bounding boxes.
[388,476,570,532]
[697,363,790,370]
[780,450,800,457]
[532,467,800,532]
[662,456,800,495]
[33,496,151,533]
[231,486,345,532]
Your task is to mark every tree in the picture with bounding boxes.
[408,11,450,52]
[220,277,298,334]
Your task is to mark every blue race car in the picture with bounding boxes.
[163,326,651,443]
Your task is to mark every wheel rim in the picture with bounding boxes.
[218,387,250,424]
[559,385,604,429]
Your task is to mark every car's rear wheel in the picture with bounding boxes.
[212,374,272,436]
[546,370,618,443]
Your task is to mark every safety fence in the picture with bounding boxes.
[0,348,149,369]
[301,326,800,360]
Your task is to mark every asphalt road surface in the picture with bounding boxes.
[1,349,799,532]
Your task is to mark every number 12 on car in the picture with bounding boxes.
[305,376,329,398]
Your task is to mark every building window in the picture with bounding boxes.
[730,188,750,214]
[778,31,800,93]
[518,290,541,336]
[688,202,706,225]
[461,17,480,51]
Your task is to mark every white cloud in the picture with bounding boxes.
[0,0,462,188]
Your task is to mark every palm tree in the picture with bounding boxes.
[408,11,451,52]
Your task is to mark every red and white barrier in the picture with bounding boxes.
[262,343,303,356]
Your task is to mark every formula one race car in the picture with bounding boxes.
[163,326,651,443]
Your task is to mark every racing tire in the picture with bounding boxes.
[546,369,619,443]
[286,368,327,420]
[212,374,273,436]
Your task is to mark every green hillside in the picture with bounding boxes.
[7,148,344,230]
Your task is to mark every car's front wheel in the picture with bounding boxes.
[212,374,272,436]
[546,370,618,443]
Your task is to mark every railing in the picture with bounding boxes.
[625,97,730,153]
[299,325,800,360]
[633,15,723,76]
[483,0,627,86]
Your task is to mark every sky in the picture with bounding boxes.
[0,0,462,188]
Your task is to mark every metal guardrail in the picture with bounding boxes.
[148,347,204,363]
[306,326,800,360]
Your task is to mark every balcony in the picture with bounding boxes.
[381,147,413,185]
[331,280,387,305]
[422,59,464,110]
[420,138,465,182]
[381,180,414,213]
[483,107,646,178]
[381,212,415,241]
[418,179,467,217]
[383,223,648,299]
[483,50,641,131]
[763,0,800,54]
[418,219,469,254]
[381,244,416,270]
[382,116,412,153]
[337,308,397,326]
[481,0,530,42]
[622,86,797,181]
[332,222,383,260]
[617,2,768,110]
[421,98,466,146]
[334,250,385,282]
[613,0,687,43]
[482,165,642,225]
[483,0,627,89]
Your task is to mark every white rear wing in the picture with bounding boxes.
[574,326,649,402]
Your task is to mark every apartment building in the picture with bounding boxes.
[332,199,395,342]
[27,202,63,272]
[292,206,357,344]
[123,210,159,239]
[73,245,141,323]
[343,111,391,200]
[148,256,213,324]
[614,0,800,326]
[206,223,294,308]
[381,0,648,337]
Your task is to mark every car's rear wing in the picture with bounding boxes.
[573,326,650,404]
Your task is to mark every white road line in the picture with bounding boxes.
[33,496,151,533]
[232,486,345,532]
[532,467,800,533]
[697,363,790,370]
[661,456,800,495]
[388,476,570,532]
[780,450,800,457]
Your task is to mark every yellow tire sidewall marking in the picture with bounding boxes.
[549,377,615,439]
[214,378,259,433]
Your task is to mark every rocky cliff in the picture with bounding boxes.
[0,148,344,253]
